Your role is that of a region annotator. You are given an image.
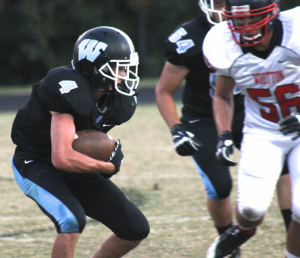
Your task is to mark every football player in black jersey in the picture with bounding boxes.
[155,0,291,257]
[11,26,149,258]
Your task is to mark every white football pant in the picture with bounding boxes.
[237,132,300,223]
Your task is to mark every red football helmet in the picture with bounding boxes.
[223,0,279,47]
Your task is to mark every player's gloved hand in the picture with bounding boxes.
[101,140,124,179]
[171,124,201,156]
[216,131,237,166]
[279,112,300,140]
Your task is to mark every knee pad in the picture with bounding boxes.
[292,212,300,224]
[56,213,86,233]
[116,208,150,241]
[291,197,300,224]
[238,205,266,221]
[117,221,150,241]
[132,223,150,240]
[195,165,232,200]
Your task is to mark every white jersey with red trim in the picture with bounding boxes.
[203,7,300,135]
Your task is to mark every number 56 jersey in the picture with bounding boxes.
[203,7,300,135]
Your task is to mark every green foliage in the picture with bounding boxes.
[0,0,297,85]
[0,0,197,84]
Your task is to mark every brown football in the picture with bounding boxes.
[72,130,116,161]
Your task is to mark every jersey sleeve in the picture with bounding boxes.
[203,22,242,77]
[165,37,186,66]
[36,68,95,117]
[280,7,300,56]
[164,18,205,69]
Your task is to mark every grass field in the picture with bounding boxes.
[0,102,287,257]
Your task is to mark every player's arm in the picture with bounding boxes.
[213,75,236,133]
[50,111,117,175]
[155,61,201,156]
[155,61,189,129]
[213,75,237,166]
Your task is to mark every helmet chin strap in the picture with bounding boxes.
[82,67,113,91]
[96,94,116,114]
[117,81,139,96]
[117,81,130,94]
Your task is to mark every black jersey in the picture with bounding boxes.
[11,65,136,163]
[165,16,244,117]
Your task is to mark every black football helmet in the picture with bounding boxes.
[223,0,280,47]
[72,26,139,96]
[199,0,224,25]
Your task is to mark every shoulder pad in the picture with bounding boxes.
[203,22,242,76]
[280,7,300,56]
[40,66,95,116]
[165,17,209,65]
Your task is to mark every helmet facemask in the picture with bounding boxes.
[99,52,139,96]
[199,0,224,25]
[223,3,279,47]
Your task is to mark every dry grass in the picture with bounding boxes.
[0,103,286,257]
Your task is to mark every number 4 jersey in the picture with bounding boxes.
[203,7,300,134]
[11,65,137,164]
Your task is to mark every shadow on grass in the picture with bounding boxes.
[0,227,54,238]
[0,177,15,182]
[120,187,147,207]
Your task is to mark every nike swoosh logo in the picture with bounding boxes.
[278,60,286,63]
[24,160,34,164]
[188,119,201,123]
[103,124,113,127]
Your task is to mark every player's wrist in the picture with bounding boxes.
[97,161,115,174]
[219,131,232,139]
[216,131,236,166]
[219,130,232,134]
[171,123,183,133]
[98,162,117,180]
[108,162,118,173]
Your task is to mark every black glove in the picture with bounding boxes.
[171,124,201,156]
[101,140,124,179]
[216,131,237,166]
[279,112,300,140]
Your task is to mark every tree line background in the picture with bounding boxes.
[0,0,298,86]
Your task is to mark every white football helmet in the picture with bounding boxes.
[199,0,224,25]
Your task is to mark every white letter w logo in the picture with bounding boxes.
[78,39,108,62]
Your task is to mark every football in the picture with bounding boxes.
[72,130,116,161]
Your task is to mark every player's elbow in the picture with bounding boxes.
[214,93,233,107]
[52,154,70,171]
[155,84,173,102]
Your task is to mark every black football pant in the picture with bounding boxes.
[12,149,150,241]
